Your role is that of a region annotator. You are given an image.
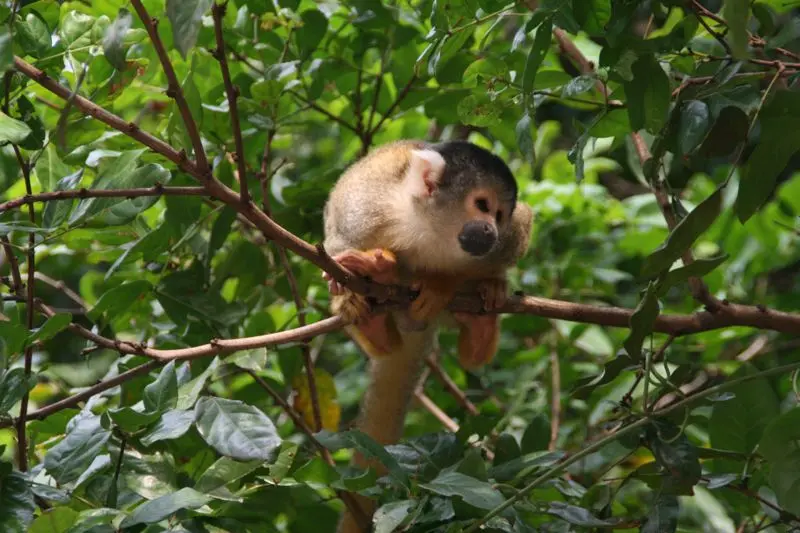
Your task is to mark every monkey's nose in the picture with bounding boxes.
[458,221,497,256]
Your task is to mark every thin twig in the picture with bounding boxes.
[129,0,209,173]
[211,2,250,204]
[33,272,87,310]
[549,350,561,451]
[0,186,208,212]
[245,370,370,529]
[415,390,459,432]
[424,354,480,416]
[4,68,35,472]
[286,89,361,134]
[370,74,418,134]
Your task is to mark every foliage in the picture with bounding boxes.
[0,0,799,532]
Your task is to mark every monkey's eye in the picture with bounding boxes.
[496,211,503,223]
[475,198,490,213]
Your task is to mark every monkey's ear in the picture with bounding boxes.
[406,149,446,197]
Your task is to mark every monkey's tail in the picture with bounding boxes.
[336,319,438,533]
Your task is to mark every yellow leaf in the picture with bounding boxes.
[292,369,341,431]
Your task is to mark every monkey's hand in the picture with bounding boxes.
[452,278,508,368]
[408,275,460,322]
[325,249,401,356]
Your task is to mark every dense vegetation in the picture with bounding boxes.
[1,0,799,531]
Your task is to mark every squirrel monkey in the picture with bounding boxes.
[323,140,532,532]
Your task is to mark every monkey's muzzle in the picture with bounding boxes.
[458,220,497,256]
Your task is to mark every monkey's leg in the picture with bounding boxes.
[326,249,402,356]
[452,278,507,368]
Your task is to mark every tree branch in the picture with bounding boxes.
[0,186,208,212]
[129,0,209,173]
[211,2,250,203]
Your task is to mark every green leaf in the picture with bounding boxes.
[295,9,327,55]
[106,406,160,432]
[659,254,728,295]
[194,456,263,493]
[759,407,800,464]
[194,396,282,461]
[0,470,35,533]
[457,93,502,127]
[120,487,210,527]
[88,280,152,322]
[0,28,11,75]
[641,188,724,279]
[646,421,702,493]
[589,109,631,137]
[42,170,83,229]
[678,100,710,156]
[26,313,72,346]
[166,0,213,58]
[623,281,660,360]
[102,8,133,69]
[522,17,553,110]
[489,451,564,483]
[725,0,749,59]
[34,145,73,192]
[520,414,550,454]
[43,415,111,484]
[0,111,33,143]
[176,358,219,410]
[143,360,178,413]
[562,74,596,97]
[140,409,194,446]
[0,322,28,357]
[28,507,79,532]
[640,492,679,533]
[0,368,34,414]
[699,105,749,158]
[625,54,670,133]
[316,430,409,489]
[68,149,146,224]
[374,501,415,533]
[516,112,536,164]
[768,448,800,515]
[59,11,93,48]
[709,364,780,457]
[16,13,52,60]
[735,91,800,222]
[294,456,340,485]
[419,471,505,510]
[547,502,615,527]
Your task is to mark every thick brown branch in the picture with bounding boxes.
[0,186,208,212]
[129,0,209,173]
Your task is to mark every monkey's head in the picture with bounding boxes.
[402,140,519,264]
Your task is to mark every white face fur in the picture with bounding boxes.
[386,149,488,272]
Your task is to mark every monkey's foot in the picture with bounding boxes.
[347,313,402,357]
[453,312,500,369]
[324,248,399,296]
[476,278,508,311]
[409,277,458,322]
